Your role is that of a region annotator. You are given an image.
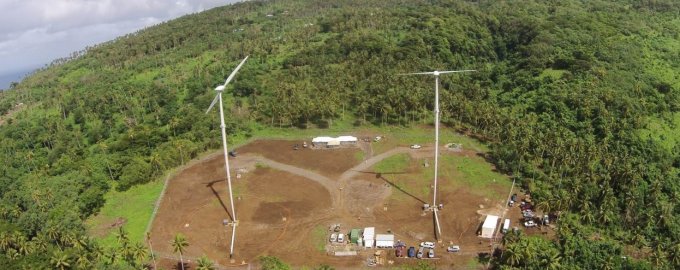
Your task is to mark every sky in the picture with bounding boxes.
[0,0,243,89]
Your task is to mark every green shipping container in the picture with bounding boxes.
[350,229,360,244]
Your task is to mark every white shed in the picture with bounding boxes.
[363,227,375,248]
[337,136,358,144]
[375,234,395,248]
[481,215,499,238]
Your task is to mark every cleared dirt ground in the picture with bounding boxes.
[149,139,513,269]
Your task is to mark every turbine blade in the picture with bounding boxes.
[221,56,249,87]
[398,71,436,75]
[206,95,219,114]
[437,69,476,74]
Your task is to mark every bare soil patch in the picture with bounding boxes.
[149,139,520,268]
[238,139,361,178]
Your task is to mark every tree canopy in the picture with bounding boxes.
[0,0,679,268]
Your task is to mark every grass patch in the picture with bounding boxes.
[538,68,567,80]
[374,153,410,173]
[354,151,366,162]
[369,125,488,154]
[311,225,327,252]
[85,179,164,248]
[430,155,511,198]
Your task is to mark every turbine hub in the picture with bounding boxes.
[433,71,440,76]
[215,85,226,92]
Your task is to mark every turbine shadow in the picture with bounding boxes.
[378,175,427,205]
[204,179,234,221]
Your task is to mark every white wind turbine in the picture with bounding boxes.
[400,69,475,240]
[206,56,248,259]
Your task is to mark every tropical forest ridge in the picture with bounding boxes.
[0,0,679,269]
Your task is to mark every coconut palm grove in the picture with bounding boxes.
[0,0,679,269]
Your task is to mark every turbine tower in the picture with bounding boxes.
[206,56,248,259]
[400,69,475,240]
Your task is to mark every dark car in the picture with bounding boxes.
[228,151,237,157]
[408,247,416,258]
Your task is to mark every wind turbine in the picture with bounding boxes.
[400,69,475,240]
[206,56,248,259]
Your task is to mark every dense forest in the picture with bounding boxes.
[1,0,679,268]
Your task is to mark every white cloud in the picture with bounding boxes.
[0,0,242,76]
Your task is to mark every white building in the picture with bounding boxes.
[363,227,375,248]
[375,234,395,248]
[312,135,358,148]
[481,215,499,238]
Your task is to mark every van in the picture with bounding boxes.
[330,233,337,242]
[417,247,424,258]
[337,233,345,243]
[420,242,435,249]
[502,219,511,233]
[428,248,435,258]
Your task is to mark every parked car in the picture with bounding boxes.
[330,233,337,242]
[374,136,382,142]
[524,220,537,227]
[447,245,460,252]
[543,214,550,225]
[520,203,532,211]
[428,248,435,258]
[417,247,424,258]
[420,242,435,248]
[408,247,416,258]
[410,144,422,149]
[511,193,517,202]
[228,151,237,157]
[337,233,345,243]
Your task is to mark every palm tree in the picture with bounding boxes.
[74,251,91,269]
[504,243,522,266]
[671,242,680,268]
[196,255,216,270]
[0,231,13,252]
[131,241,149,267]
[115,227,129,247]
[50,250,71,270]
[146,232,158,270]
[171,233,189,270]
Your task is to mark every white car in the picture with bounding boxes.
[428,248,435,258]
[447,245,460,252]
[524,220,537,227]
[337,233,345,243]
[410,144,422,149]
[330,233,337,242]
[420,242,435,249]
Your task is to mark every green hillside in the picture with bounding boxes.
[1,0,679,268]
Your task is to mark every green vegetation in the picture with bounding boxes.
[0,0,679,268]
[311,225,327,252]
[259,255,291,270]
[432,155,511,198]
[374,153,410,174]
[85,180,164,248]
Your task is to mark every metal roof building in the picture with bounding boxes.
[481,215,499,238]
